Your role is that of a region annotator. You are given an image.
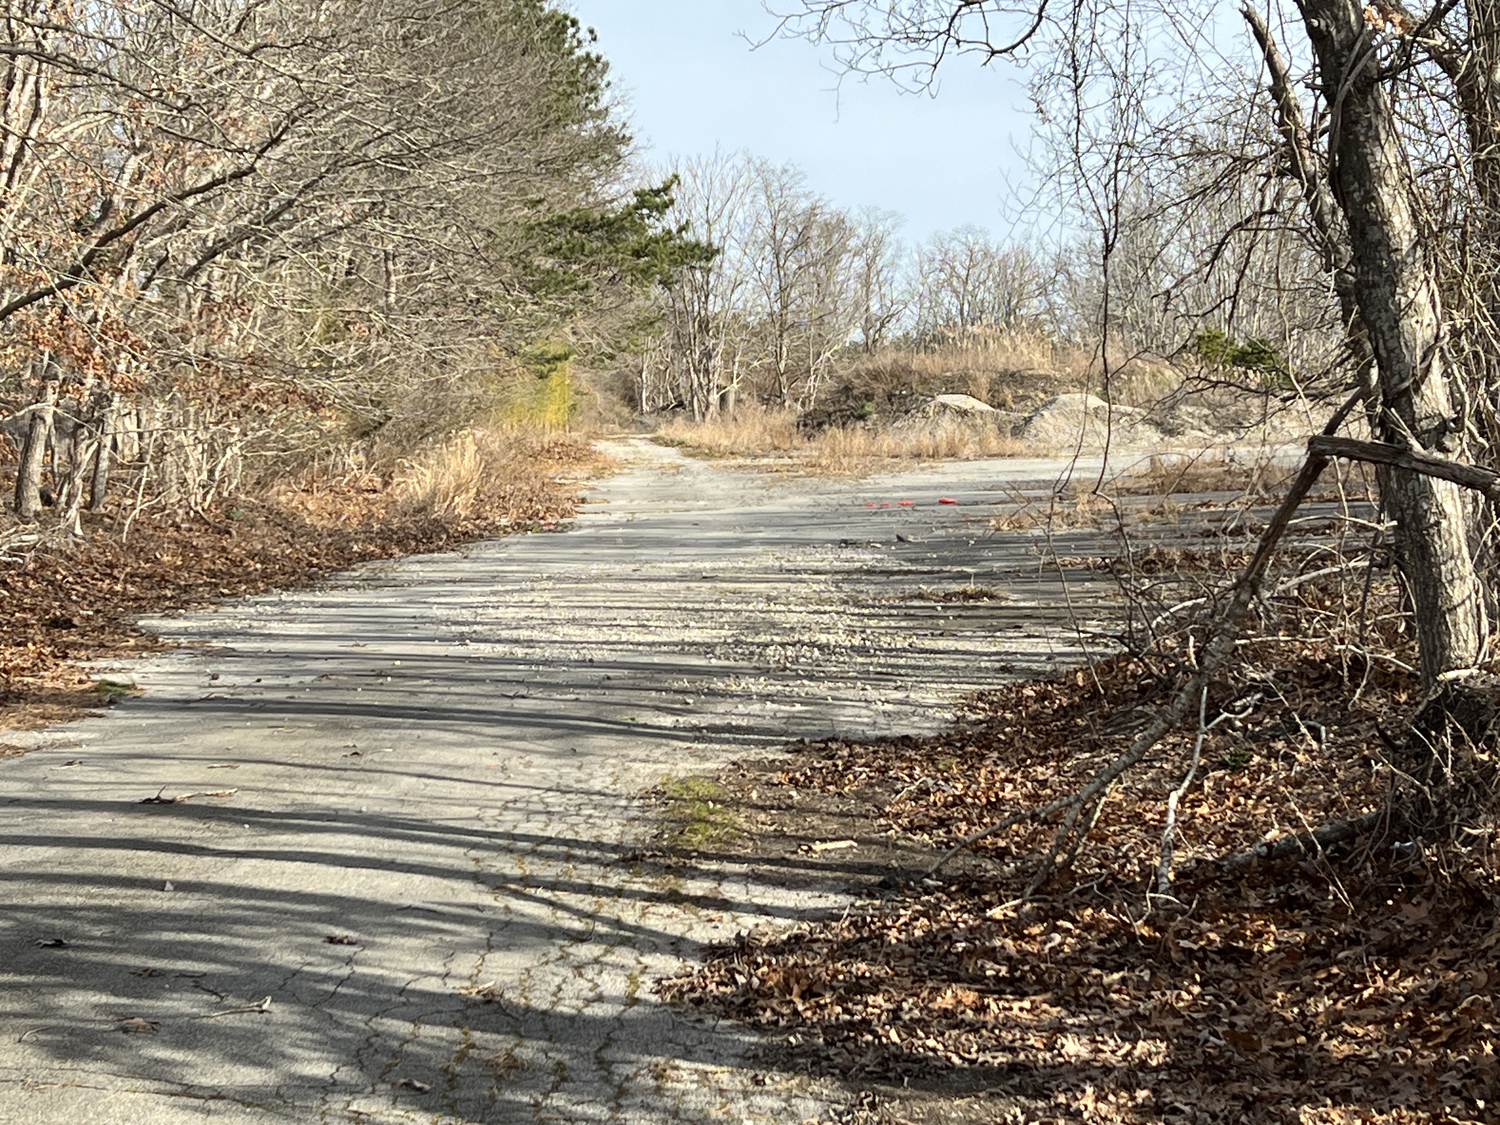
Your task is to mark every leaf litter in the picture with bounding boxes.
[1,434,599,732]
[661,617,1498,1123]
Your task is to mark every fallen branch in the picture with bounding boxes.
[1216,810,1388,872]
[929,433,1500,882]
[928,449,1332,877]
[1308,435,1500,501]
[197,996,272,1019]
[1155,686,1210,897]
[139,787,238,805]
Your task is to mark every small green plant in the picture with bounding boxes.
[656,775,740,849]
[94,679,138,700]
[1218,747,1253,771]
[1191,327,1293,390]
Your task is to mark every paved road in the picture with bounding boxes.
[0,439,1119,1123]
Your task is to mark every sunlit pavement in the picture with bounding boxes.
[0,438,1121,1123]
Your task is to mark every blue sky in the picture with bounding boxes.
[565,1,1037,242]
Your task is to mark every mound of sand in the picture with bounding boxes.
[1016,393,1155,448]
[888,393,1014,441]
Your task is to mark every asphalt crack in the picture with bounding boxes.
[0,439,1118,1123]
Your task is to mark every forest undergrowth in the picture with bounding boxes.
[661,551,1499,1124]
[0,429,599,733]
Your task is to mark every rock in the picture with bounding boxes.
[930,393,997,416]
[1031,392,1141,417]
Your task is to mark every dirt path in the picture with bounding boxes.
[0,438,1119,1124]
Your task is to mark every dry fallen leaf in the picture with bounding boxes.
[662,634,1500,1120]
[117,1017,159,1035]
[1,449,593,736]
[484,1047,526,1077]
[805,839,857,853]
[459,981,503,1001]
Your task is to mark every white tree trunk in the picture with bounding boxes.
[1300,0,1488,684]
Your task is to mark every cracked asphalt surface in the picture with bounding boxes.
[0,438,1120,1123]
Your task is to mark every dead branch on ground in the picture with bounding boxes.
[934,432,1500,895]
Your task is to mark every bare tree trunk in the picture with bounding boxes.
[88,392,116,511]
[158,401,182,506]
[1300,0,1488,685]
[60,429,95,538]
[118,405,141,464]
[14,379,56,521]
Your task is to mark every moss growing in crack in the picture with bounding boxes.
[655,774,741,850]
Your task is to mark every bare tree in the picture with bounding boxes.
[848,208,911,353]
[646,151,758,417]
[645,153,866,414]
[770,0,1491,688]
[1,0,635,522]
[743,161,858,407]
[914,226,1052,341]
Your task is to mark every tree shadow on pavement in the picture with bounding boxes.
[0,795,858,1123]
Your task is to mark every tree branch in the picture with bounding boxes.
[0,120,294,322]
[928,448,1333,876]
[1308,434,1500,502]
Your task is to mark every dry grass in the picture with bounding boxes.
[1114,450,1299,498]
[1113,449,1375,504]
[388,426,600,525]
[899,328,1071,381]
[808,423,1021,473]
[3,423,604,733]
[656,405,1022,475]
[272,425,601,531]
[985,449,1285,534]
[988,488,1121,532]
[845,329,1181,413]
[393,430,495,521]
[655,405,805,458]
[649,328,1300,476]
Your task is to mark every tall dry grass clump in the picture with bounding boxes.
[848,329,1183,413]
[644,325,1230,474]
[837,328,1083,413]
[390,426,596,525]
[654,408,1022,475]
[911,327,1073,379]
[394,430,491,520]
[656,405,806,457]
